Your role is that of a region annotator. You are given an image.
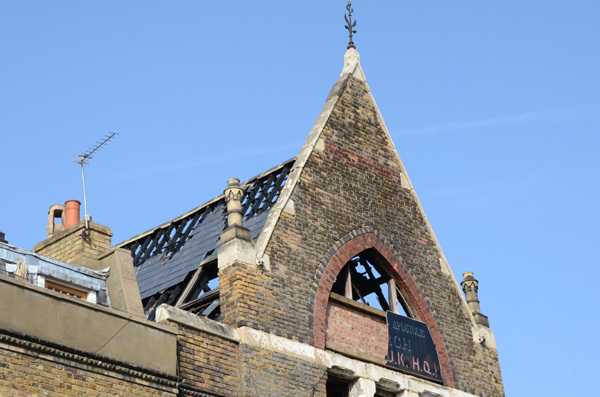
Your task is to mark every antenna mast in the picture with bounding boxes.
[75,132,118,231]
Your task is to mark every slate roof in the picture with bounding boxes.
[117,157,294,301]
[0,242,110,306]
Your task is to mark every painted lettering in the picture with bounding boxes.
[423,360,431,374]
[412,356,420,372]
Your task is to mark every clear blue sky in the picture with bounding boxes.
[2,2,599,395]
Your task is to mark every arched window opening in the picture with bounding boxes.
[331,250,413,318]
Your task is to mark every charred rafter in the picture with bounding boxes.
[242,162,292,219]
[333,250,397,313]
[121,158,294,269]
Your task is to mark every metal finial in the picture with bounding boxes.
[344,2,357,49]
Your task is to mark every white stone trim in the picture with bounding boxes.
[155,304,240,343]
[237,327,479,397]
[218,238,258,270]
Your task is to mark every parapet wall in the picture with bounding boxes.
[0,275,177,376]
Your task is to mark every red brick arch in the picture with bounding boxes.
[312,231,455,387]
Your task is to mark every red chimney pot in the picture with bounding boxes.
[64,200,81,229]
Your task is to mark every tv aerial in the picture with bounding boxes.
[75,132,118,231]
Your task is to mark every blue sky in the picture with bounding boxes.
[1,2,599,395]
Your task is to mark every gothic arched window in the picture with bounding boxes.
[330,249,415,318]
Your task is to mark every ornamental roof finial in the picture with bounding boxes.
[344,2,357,50]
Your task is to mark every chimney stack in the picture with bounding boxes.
[35,200,144,317]
[37,201,112,265]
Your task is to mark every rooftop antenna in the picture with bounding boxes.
[74,132,118,232]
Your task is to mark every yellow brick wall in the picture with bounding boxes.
[0,348,176,397]
[34,221,112,264]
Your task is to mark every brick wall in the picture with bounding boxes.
[33,221,112,264]
[325,298,387,360]
[216,73,504,396]
[239,344,327,397]
[176,324,240,396]
[0,347,175,397]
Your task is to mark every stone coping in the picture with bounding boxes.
[155,304,240,343]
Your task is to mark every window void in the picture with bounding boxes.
[326,376,350,397]
[375,390,398,397]
[331,250,412,317]
[177,260,221,320]
[141,259,221,322]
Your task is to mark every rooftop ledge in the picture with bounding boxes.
[0,274,177,376]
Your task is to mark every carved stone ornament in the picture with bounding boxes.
[341,48,360,76]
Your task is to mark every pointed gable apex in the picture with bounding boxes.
[246,48,503,394]
[257,48,429,266]
[256,47,482,335]
[256,48,409,260]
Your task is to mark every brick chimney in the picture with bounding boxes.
[34,201,144,317]
[36,201,112,264]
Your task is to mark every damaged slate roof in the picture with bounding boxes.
[117,157,294,302]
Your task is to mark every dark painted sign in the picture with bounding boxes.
[385,312,443,383]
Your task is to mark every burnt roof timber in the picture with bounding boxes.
[115,157,296,249]
[174,256,217,307]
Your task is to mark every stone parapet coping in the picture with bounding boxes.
[135,304,488,397]
[0,274,175,334]
[156,304,240,343]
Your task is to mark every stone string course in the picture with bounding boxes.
[0,327,178,396]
